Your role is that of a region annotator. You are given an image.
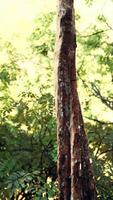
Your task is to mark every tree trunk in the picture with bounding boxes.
[55,0,74,198]
[70,85,97,200]
[55,0,97,199]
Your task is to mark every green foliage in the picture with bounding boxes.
[85,0,93,6]
[0,5,113,199]
[83,29,103,50]
[0,13,57,199]
[30,12,55,55]
[77,7,113,198]
[0,86,57,198]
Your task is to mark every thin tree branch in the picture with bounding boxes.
[77,29,110,38]
[85,116,113,125]
[104,20,113,31]
[98,148,113,157]
[91,83,113,110]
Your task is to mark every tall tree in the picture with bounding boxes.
[55,0,97,199]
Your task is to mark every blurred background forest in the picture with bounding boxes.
[0,0,113,199]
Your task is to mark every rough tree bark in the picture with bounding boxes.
[55,0,73,198]
[55,0,97,200]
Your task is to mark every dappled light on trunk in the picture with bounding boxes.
[55,0,97,199]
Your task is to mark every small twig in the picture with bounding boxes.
[77,29,110,38]
[98,148,113,157]
[85,116,113,125]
